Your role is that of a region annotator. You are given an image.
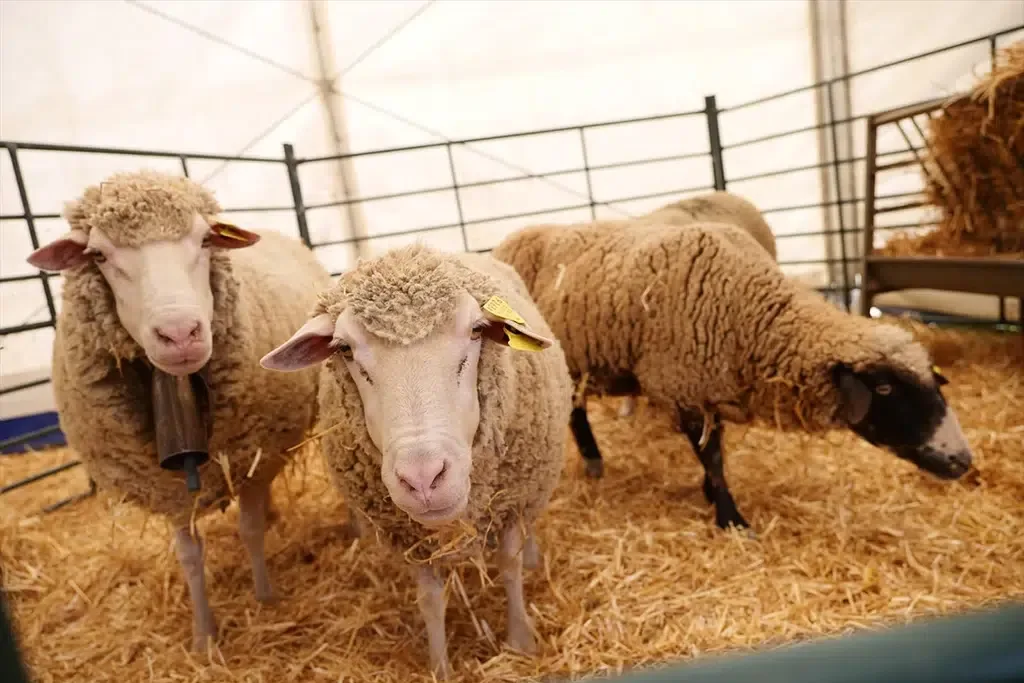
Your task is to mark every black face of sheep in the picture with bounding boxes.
[833,363,973,480]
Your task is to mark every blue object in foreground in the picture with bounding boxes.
[0,411,66,455]
[564,602,1024,683]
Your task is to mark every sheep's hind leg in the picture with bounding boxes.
[414,564,452,680]
[571,399,603,478]
[499,525,537,655]
[677,409,749,531]
[238,480,276,603]
[173,527,217,653]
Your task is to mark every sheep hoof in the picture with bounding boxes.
[716,512,751,533]
[506,627,538,656]
[430,656,453,681]
[584,459,604,479]
[191,631,216,655]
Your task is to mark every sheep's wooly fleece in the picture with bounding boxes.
[2,321,1022,683]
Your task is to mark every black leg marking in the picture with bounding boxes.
[570,405,603,478]
[677,409,749,530]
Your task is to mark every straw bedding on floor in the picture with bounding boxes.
[1,321,1022,683]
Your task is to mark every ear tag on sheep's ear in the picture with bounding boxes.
[206,219,261,249]
[483,296,526,325]
[481,296,551,352]
[504,329,545,352]
[211,222,249,242]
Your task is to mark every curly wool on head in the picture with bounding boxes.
[63,169,222,248]
[320,245,462,346]
[313,244,573,563]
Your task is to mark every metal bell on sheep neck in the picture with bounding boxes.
[151,364,214,494]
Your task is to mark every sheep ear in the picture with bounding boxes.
[261,313,336,371]
[478,319,553,351]
[207,220,261,249]
[833,364,872,425]
[26,229,90,272]
[478,295,553,352]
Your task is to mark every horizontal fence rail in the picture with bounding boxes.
[1,26,1020,512]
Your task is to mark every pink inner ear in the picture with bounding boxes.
[261,335,335,371]
[261,314,338,371]
[27,238,90,272]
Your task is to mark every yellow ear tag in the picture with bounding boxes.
[214,224,249,241]
[483,296,526,325]
[505,329,544,352]
[933,365,942,375]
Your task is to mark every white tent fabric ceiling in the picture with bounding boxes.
[1,0,1022,419]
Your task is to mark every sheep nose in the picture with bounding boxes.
[945,449,972,473]
[153,319,202,349]
[395,457,448,504]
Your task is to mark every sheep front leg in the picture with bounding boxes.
[173,527,217,652]
[238,481,276,603]
[523,528,541,570]
[677,409,749,531]
[499,525,537,655]
[414,564,451,680]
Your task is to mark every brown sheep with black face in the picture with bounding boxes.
[492,217,973,531]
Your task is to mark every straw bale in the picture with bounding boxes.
[880,41,1024,257]
[1,321,1022,682]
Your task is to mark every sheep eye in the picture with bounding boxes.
[89,251,107,264]
[336,343,354,360]
[470,326,483,341]
[875,383,892,396]
[201,235,212,248]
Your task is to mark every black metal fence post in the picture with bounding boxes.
[579,127,598,220]
[179,156,190,177]
[8,144,58,326]
[445,143,470,251]
[825,82,852,312]
[283,143,312,248]
[704,95,727,191]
